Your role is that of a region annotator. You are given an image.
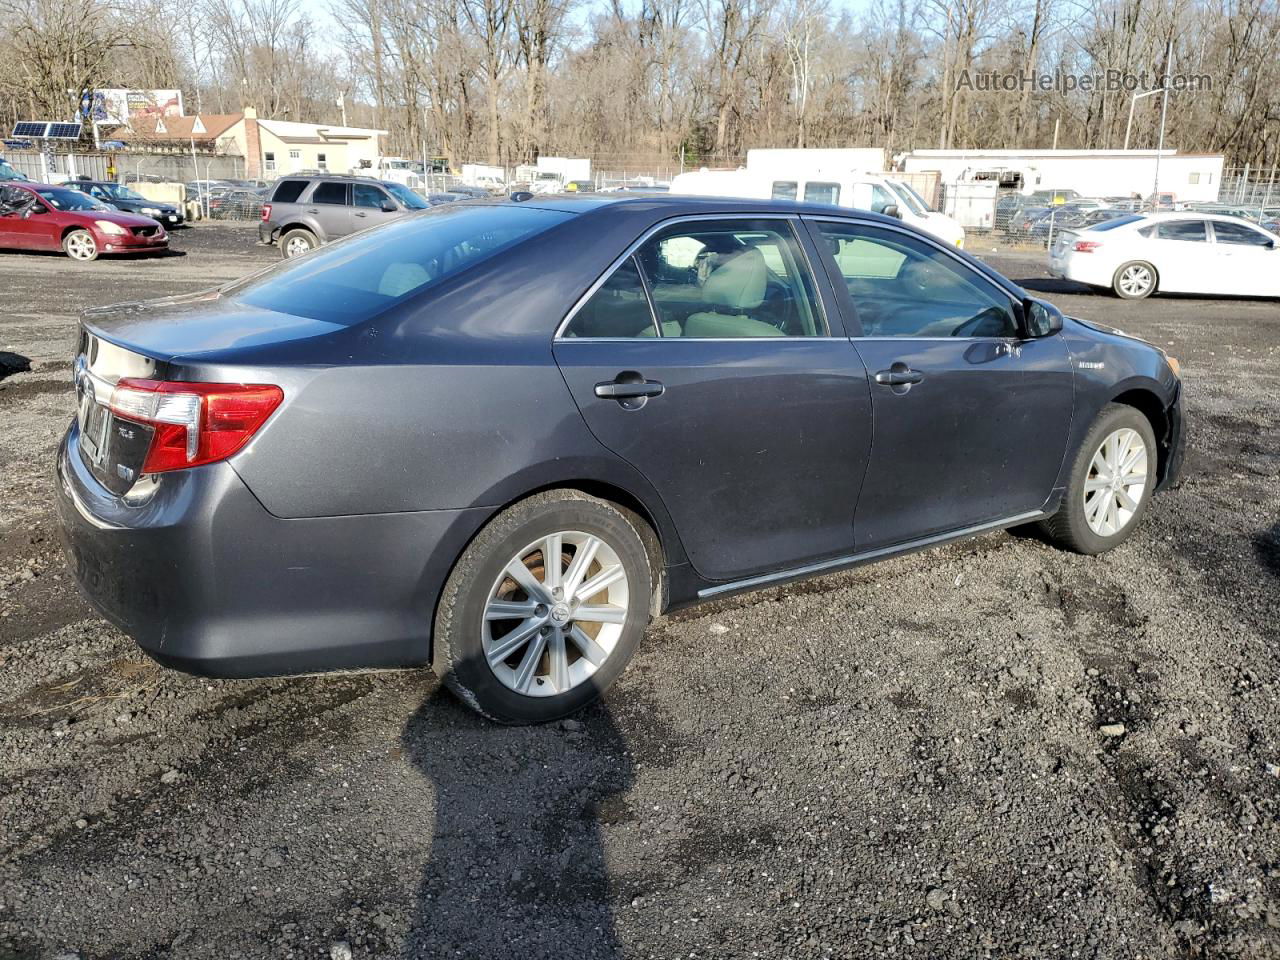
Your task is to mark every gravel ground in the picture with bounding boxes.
[0,225,1278,960]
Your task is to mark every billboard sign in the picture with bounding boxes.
[84,89,184,126]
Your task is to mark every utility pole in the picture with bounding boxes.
[1153,39,1173,203]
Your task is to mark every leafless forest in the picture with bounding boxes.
[0,0,1277,170]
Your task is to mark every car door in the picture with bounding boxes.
[553,216,873,583]
[352,183,402,231]
[304,181,352,240]
[1209,220,1279,297]
[1145,219,1213,293]
[1,187,59,250]
[804,217,1074,552]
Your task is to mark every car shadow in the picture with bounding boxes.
[1255,522,1280,579]
[400,678,632,959]
[0,350,31,382]
[1016,276,1101,296]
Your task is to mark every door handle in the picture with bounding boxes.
[874,366,924,386]
[595,379,665,400]
[354,211,367,218]
[306,207,319,214]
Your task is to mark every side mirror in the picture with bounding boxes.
[380,200,397,212]
[882,204,901,219]
[1022,297,1064,338]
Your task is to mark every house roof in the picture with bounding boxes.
[130,113,243,142]
[257,119,387,143]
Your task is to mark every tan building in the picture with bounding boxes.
[126,107,388,179]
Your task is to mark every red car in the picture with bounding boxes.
[0,182,168,262]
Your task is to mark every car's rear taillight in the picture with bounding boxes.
[1073,240,1103,253]
[109,379,284,473]
[260,203,271,222]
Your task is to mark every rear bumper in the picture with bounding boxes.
[55,424,487,678]
[258,223,277,244]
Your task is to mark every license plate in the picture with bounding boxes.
[75,365,112,466]
[168,215,178,222]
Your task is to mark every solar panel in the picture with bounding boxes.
[45,122,83,140]
[12,122,47,138]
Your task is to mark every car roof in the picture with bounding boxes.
[509,192,909,224]
[1133,211,1271,225]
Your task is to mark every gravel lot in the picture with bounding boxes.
[1,224,1277,960]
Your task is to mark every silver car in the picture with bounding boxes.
[258,175,430,257]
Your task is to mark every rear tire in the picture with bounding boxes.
[432,490,653,724]
[1112,260,1156,299]
[1039,403,1157,555]
[279,228,317,259]
[63,229,98,262]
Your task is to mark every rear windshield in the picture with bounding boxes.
[1088,214,1145,232]
[225,204,571,324]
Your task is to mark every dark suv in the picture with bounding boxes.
[259,175,430,257]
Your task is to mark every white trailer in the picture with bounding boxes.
[901,149,1225,203]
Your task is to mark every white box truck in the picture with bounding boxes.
[670,163,967,247]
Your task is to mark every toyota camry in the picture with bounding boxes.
[56,195,1186,723]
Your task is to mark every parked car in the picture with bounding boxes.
[259,174,430,257]
[66,179,185,227]
[0,157,29,181]
[208,187,264,220]
[1006,205,1050,239]
[0,182,167,261]
[1049,212,1280,299]
[56,194,1185,723]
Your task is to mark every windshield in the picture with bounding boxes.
[384,182,428,209]
[226,204,571,324]
[1088,214,1145,232]
[36,187,108,212]
[884,180,927,216]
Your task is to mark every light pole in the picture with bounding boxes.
[1124,88,1163,150]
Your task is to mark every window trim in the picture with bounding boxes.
[554,213,834,341]
[803,214,1024,341]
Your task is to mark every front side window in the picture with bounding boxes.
[634,219,824,337]
[772,181,798,200]
[563,257,655,338]
[1213,221,1272,246]
[353,183,390,209]
[813,220,1017,338]
[804,182,840,205]
[225,204,571,325]
[1156,220,1207,242]
[311,181,347,205]
[869,184,896,214]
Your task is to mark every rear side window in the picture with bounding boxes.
[804,182,840,205]
[311,182,348,205]
[272,179,308,203]
[226,205,571,324]
[633,219,825,337]
[1156,220,1207,242]
[563,257,656,338]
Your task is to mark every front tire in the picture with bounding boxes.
[1039,403,1157,555]
[433,490,653,724]
[63,229,99,262]
[1113,261,1156,299]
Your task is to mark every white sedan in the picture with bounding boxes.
[1048,212,1280,299]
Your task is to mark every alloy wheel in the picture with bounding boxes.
[66,232,96,260]
[1083,427,1149,537]
[285,236,311,257]
[482,531,629,697]
[1118,264,1153,297]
